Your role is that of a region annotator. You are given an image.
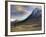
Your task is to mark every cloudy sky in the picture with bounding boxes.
[10,5,42,22]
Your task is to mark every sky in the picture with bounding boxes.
[10,5,42,22]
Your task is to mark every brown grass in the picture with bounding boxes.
[11,19,41,32]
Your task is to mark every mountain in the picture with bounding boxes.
[11,8,41,22]
[32,8,42,18]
